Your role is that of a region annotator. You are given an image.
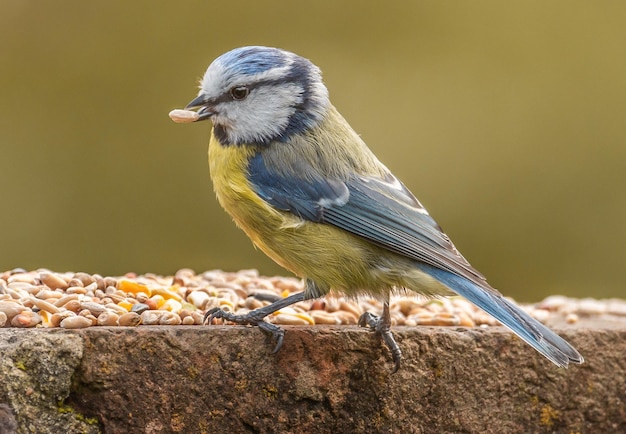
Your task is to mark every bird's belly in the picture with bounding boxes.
[221,189,361,282]
[217,189,449,297]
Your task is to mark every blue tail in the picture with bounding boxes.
[418,264,583,367]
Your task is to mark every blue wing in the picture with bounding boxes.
[248,152,489,291]
[248,152,583,366]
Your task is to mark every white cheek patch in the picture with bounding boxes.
[224,84,302,144]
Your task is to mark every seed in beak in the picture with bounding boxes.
[169,109,200,124]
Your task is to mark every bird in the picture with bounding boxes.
[173,46,583,372]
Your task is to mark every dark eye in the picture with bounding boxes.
[230,86,249,100]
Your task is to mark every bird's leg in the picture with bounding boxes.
[204,291,307,354]
[358,301,402,373]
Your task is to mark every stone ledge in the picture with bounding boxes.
[0,325,624,433]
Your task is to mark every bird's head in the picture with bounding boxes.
[185,46,330,146]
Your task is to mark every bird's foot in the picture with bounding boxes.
[358,307,402,373]
[204,307,285,353]
[204,291,306,354]
[203,291,307,354]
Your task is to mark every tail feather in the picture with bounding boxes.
[419,264,584,367]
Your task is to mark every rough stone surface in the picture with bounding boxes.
[0,324,624,433]
[0,329,97,434]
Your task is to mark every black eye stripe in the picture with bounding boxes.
[210,76,304,106]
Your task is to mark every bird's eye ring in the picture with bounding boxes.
[230,86,250,100]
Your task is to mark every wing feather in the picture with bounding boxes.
[248,152,489,290]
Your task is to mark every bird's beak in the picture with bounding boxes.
[185,95,215,122]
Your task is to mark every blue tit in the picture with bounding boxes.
[177,46,583,372]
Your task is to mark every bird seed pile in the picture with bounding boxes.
[0,268,622,329]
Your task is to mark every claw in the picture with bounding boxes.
[203,306,286,352]
[203,307,221,325]
[258,321,285,353]
[201,291,308,354]
[358,302,402,373]
[380,327,402,373]
[358,311,378,329]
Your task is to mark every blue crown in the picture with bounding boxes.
[216,46,290,77]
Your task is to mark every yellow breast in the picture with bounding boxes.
[207,131,306,270]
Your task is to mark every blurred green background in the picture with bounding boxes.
[1,1,624,301]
